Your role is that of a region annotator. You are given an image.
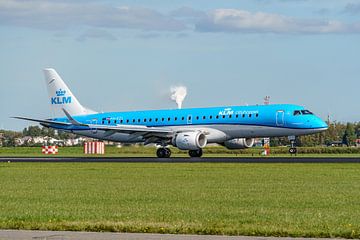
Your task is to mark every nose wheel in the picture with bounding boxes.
[156,148,171,158]
[189,149,203,158]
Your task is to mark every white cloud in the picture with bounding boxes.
[0,0,186,31]
[195,9,360,34]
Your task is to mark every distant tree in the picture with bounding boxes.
[23,126,42,137]
[343,123,356,146]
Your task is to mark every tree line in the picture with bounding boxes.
[270,121,360,147]
[1,122,359,147]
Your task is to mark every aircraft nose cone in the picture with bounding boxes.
[317,119,328,129]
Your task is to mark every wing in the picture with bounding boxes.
[13,115,175,143]
[12,116,71,126]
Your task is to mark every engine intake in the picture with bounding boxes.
[224,138,255,149]
[174,132,207,150]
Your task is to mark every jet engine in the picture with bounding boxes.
[173,132,207,150]
[223,138,255,149]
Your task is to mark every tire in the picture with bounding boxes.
[157,148,171,158]
[156,148,165,158]
[164,148,171,158]
[189,149,203,158]
[289,147,297,154]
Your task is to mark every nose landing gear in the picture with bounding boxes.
[288,136,297,155]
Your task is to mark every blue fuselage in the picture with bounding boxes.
[49,104,328,143]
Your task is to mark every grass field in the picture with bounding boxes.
[0,162,360,238]
[1,146,360,158]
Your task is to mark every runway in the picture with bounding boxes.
[0,157,360,163]
[0,230,347,240]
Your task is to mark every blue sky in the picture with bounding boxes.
[0,0,359,130]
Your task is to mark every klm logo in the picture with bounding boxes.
[51,89,72,105]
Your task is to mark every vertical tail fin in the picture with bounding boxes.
[43,68,96,117]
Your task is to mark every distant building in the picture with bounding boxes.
[0,133,4,147]
[327,141,344,147]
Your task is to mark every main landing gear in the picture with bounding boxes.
[189,149,203,158]
[156,147,171,158]
[156,147,203,158]
[288,136,297,155]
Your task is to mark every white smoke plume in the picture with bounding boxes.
[170,86,187,109]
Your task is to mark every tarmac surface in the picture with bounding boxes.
[0,157,359,163]
[0,230,347,240]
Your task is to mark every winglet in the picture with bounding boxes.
[62,108,87,126]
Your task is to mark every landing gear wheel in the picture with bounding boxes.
[156,148,171,158]
[289,147,297,154]
[189,149,203,158]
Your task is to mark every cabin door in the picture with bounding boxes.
[276,110,284,126]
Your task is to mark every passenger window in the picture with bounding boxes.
[203,116,206,120]
[120,120,123,123]
[229,115,232,118]
[249,114,252,118]
[175,117,177,121]
[188,116,191,120]
[149,118,152,122]
[138,119,140,123]
[162,118,164,121]
[236,114,238,118]
[133,119,135,123]
[256,113,259,117]
[144,119,147,122]
[182,117,185,120]
[216,115,219,119]
[155,118,158,122]
[222,115,225,119]
[242,114,245,118]
[196,116,199,120]
[210,116,213,119]
[126,119,129,123]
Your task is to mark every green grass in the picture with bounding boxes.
[0,163,360,238]
[1,146,360,158]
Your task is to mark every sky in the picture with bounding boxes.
[0,0,359,130]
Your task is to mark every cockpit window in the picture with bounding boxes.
[301,110,313,115]
[293,110,301,116]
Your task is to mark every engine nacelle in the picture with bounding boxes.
[224,138,255,149]
[174,132,207,150]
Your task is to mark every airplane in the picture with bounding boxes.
[15,68,328,158]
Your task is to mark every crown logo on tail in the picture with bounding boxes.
[56,89,66,97]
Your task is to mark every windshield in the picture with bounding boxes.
[293,109,314,116]
[301,110,313,115]
[293,110,301,116]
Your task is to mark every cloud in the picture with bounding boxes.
[136,32,162,39]
[170,7,206,19]
[344,3,360,15]
[76,29,117,42]
[195,9,360,34]
[0,1,359,35]
[0,0,186,31]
